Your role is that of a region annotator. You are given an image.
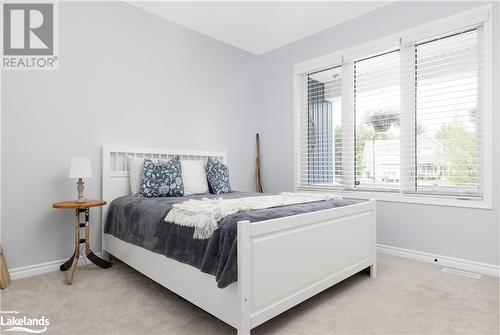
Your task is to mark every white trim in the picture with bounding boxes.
[11,245,498,283]
[400,6,490,44]
[340,188,488,209]
[9,252,102,280]
[298,187,490,209]
[377,244,499,278]
[479,7,493,211]
[293,5,493,209]
[294,35,396,74]
[292,73,302,193]
[102,144,228,163]
[294,5,491,74]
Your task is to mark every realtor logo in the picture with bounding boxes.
[3,3,53,55]
[2,2,58,70]
[1,310,50,333]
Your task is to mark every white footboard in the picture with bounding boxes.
[237,200,376,334]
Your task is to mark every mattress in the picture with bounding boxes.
[104,191,360,288]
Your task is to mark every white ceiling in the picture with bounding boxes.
[129,1,392,55]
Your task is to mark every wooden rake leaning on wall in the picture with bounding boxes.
[256,133,264,193]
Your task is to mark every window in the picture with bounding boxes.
[354,50,400,190]
[297,67,342,187]
[413,29,481,196]
[294,6,491,208]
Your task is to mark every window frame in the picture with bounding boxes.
[352,48,402,192]
[293,5,492,209]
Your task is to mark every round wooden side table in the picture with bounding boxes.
[53,199,112,284]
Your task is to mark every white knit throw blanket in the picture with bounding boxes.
[165,192,340,239]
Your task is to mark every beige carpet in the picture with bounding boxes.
[1,254,498,335]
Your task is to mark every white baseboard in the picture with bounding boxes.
[9,253,103,280]
[8,246,499,280]
[377,244,499,277]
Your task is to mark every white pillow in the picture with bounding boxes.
[181,160,209,195]
[127,156,145,195]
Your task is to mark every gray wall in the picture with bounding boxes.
[256,1,500,265]
[2,1,499,271]
[1,2,259,268]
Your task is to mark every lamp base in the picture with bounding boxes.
[76,178,87,203]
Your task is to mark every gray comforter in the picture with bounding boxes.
[104,191,357,288]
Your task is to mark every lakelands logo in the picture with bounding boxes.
[2,2,59,70]
[1,311,50,333]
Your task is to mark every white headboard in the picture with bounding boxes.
[101,144,227,241]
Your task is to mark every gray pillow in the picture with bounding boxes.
[206,158,232,194]
[139,159,184,197]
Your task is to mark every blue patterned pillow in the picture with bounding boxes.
[139,159,184,197]
[206,158,232,194]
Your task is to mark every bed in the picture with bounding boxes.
[101,145,377,335]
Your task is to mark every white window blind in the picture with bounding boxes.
[296,66,342,189]
[401,27,483,197]
[295,7,490,205]
[353,50,401,191]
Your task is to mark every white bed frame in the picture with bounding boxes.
[101,145,377,335]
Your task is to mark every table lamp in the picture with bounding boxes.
[68,157,92,202]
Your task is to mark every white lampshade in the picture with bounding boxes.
[68,157,92,179]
